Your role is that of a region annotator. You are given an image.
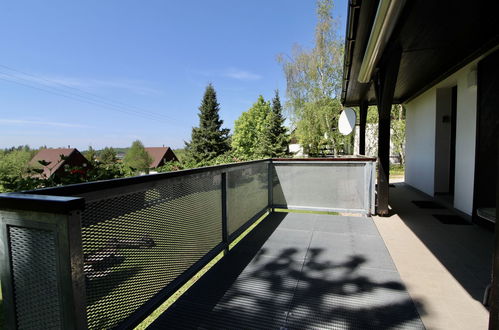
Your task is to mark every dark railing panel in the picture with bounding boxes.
[9,226,62,329]
[81,171,223,329]
[227,162,269,236]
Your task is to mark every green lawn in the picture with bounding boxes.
[274,208,339,216]
[390,164,405,176]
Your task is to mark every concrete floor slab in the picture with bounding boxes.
[374,182,492,329]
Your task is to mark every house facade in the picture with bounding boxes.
[341,0,499,223]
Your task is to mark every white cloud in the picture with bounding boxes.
[0,119,91,128]
[189,67,262,81]
[223,68,262,81]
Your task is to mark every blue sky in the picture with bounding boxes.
[0,0,347,150]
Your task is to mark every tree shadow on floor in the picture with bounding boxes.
[149,213,426,329]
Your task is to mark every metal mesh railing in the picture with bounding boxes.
[0,158,376,330]
[9,226,62,330]
[227,162,269,236]
[80,172,223,329]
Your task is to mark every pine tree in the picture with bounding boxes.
[257,91,289,157]
[84,146,97,164]
[100,147,117,164]
[185,84,230,163]
[269,90,289,156]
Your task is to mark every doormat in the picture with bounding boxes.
[412,200,445,209]
[389,184,396,188]
[433,214,471,225]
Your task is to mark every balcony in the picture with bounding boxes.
[0,158,489,329]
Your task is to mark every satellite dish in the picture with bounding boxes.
[338,108,356,135]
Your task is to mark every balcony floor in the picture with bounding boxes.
[374,182,492,329]
[149,212,424,329]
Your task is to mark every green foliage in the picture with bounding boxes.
[278,0,346,154]
[391,104,406,164]
[257,90,289,157]
[232,96,271,158]
[0,147,39,192]
[0,147,35,178]
[83,146,97,165]
[367,106,378,124]
[0,147,128,192]
[100,147,117,164]
[296,98,352,155]
[172,148,186,162]
[156,150,252,173]
[123,140,153,174]
[185,84,230,163]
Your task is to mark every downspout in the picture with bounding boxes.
[357,0,407,83]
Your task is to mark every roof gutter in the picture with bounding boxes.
[357,0,406,83]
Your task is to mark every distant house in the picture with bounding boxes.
[288,134,304,157]
[30,148,91,178]
[145,147,179,169]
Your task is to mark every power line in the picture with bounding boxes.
[0,75,171,123]
[0,64,181,124]
[0,64,174,121]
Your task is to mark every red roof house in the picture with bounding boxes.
[145,147,178,168]
[30,148,91,178]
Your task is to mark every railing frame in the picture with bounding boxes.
[0,157,375,329]
[0,195,87,329]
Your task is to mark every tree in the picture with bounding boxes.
[123,140,152,174]
[295,98,349,155]
[278,0,347,154]
[185,84,230,163]
[391,104,406,164]
[257,90,289,157]
[84,146,97,165]
[0,147,37,192]
[232,96,271,158]
[100,147,117,164]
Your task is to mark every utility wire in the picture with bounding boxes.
[0,64,180,124]
[0,75,171,123]
[0,64,173,121]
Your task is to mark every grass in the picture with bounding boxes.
[274,208,339,215]
[390,164,405,176]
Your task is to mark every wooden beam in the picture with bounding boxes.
[374,46,402,216]
[359,100,368,155]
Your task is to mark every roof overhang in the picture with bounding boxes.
[342,0,499,107]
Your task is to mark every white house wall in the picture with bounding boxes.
[452,65,477,215]
[404,61,478,215]
[405,89,436,196]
